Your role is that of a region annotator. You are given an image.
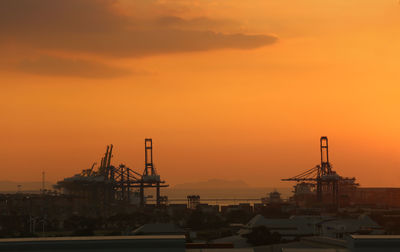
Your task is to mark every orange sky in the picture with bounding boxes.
[0,0,399,187]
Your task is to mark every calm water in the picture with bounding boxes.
[147,187,293,205]
[1,187,294,206]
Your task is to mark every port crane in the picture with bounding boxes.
[57,139,168,208]
[282,137,357,207]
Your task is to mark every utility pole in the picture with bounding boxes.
[42,171,45,194]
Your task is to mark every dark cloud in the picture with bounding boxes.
[25,29,276,58]
[16,56,131,79]
[0,0,276,56]
[0,0,125,35]
[0,0,277,77]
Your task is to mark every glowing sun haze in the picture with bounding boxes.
[0,0,399,187]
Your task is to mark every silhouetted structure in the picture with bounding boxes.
[282,136,357,208]
[55,139,169,216]
[139,139,168,206]
[187,195,200,209]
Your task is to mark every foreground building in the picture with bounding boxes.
[242,214,383,240]
[0,235,185,252]
[190,235,400,252]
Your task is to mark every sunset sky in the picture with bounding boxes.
[0,0,399,187]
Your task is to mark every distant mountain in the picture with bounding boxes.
[0,180,54,192]
[173,179,250,189]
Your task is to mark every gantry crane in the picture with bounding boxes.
[57,139,168,209]
[282,136,356,208]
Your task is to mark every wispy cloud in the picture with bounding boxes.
[0,0,277,77]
